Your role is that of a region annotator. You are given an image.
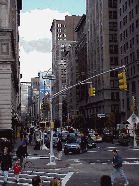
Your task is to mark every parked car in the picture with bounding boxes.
[61,133,68,142]
[53,137,58,147]
[64,136,88,155]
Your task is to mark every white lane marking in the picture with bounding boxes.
[87,151,97,152]
[62,172,74,186]
[106,147,119,148]
[132,149,139,150]
[124,158,139,159]
[70,163,82,165]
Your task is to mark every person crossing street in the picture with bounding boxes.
[111,149,129,186]
[57,139,62,161]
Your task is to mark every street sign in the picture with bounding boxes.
[127,114,139,124]
[97,114,105,118]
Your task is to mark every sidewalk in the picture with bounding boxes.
[11,137,69,169]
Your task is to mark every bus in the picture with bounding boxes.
[39,121,50,130]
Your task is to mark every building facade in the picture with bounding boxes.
[50,15,81,125]
[0,0,22,133]
[86,0,120,128]
[118,0,139,121]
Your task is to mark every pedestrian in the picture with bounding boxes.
[32,176,42,186]
[20,130,23,141]
[50,177,61,186]
[111,149,129,186]
[16,142,27,168]
[101,175,112,186]
[0,147,12,185]
[57,139,62,161]
[23,130,27,138]
[12,161,21,183]
[29,133,32,145]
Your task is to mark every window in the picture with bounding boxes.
[120,33,122,41]
[132,37,134,47]
[129,11,131,21]
[122,99,124,109]
[111,92,119,100]
[110,80,114,88]
[123,30,125,39]
[130,53,132,62]
[109,45,118,54]
[120,8,121,16]
[110,57,118,65]
[132,23,134,33]
[120,21,122,29]
[121,46,122,54]
[137,49,139,59]
[126,42,128,50]
[109,11,117,19]
[129,25,131,34]
[132,81,136,92]
[131,67,132,76]
[124,44,126,52]
[133,52,135,61]
[121,59,123,66]
[108,0,117,8]
[109,22,117,31]
[136,18,139,28]
[109,34,117,42]
[126,28,128,37]
[130,39,132,48]
[110,70,118,77]
[135,3,139,14]
[137,64,139,73]
[137,34,139,45]
[123,5,124,13]
[133,66,135,74]
[125,2,127,11]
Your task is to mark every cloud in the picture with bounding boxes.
[19,8,71,82]
[20,37,51,53]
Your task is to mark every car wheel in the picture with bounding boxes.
[85,146,88,152]
[79,148,83,154]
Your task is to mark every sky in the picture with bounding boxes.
[19,0,86,82]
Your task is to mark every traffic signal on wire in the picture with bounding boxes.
[41,97,44,111]
[89,87,95,97]
[118,71,127,90]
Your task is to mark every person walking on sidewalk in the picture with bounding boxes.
[12,161,21,183]
[20,130,23,141]
[57,139,62,161]
[29,133,33,145]
[16,142,28,168]
[111,149,129,186]
[0,147,12,185]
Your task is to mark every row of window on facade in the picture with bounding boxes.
[126,64,139,77]
[120,36,139,52]
[57,29,66,32]
[119,2,139,16]
[57,34,66,37]
[57,24,66,28]
[120,18,139,30]
[120,49,139,64]
[120,30,138,43]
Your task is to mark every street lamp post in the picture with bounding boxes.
[42,70,56,165]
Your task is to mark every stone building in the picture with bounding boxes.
[50,15,81,125]
[0,0,22,133]
[86,0,120,127]
[118,0,139,121]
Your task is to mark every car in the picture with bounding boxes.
[89,133,96,141]
[86,137,96,148]
[53,137,58,147]
[94,133,102,142]
[61,133,68,142]
[64,136,88,155]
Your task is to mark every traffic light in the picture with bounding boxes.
[118,71,127,90]
[133,98,136,110]
[89,87,95,97]
[41,97,44,111]
[134,123,136,130]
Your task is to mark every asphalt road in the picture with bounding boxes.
[0,138,139,186]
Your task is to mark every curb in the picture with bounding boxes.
[34,163,70,170]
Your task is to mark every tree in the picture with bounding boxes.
[106,112,115,131]
[73,115,87,135]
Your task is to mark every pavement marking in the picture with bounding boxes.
[62,172,74,186]
[87,151,97,152]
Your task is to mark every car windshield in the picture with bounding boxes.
[90,133,95,137]
[69,133,75,137]
[76,138,81,143]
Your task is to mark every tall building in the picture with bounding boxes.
[0,0,22,134]
[50,15,81,125]
[86,0,120,128]
[118,0,139,121]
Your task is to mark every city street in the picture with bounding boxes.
[0,138,139,186]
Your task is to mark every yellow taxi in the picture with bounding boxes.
[94,133,102,142]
